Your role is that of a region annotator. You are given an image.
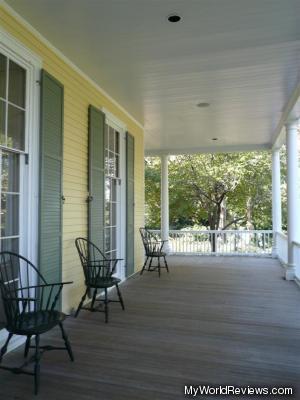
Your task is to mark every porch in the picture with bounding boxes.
[2,256,300,400]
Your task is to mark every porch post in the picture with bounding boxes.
[271,148,282,257]
[285,120,299,280]
[161,154,170,252]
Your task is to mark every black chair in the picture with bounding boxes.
[0,252,74,395]
[75,238,125,323]
[139,228,169,277]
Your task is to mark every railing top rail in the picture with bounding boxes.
[149,229,273,234]
[292,241,300,247]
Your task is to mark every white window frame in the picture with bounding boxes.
[102,108,127,280]
[0,27,41,349]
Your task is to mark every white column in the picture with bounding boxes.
[285,120,299,280]
[161,154,169,252]
[272,148,282,257]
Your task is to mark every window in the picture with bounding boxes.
[104,124,120,260]
[0,53,26,254]
[0,54,26,151]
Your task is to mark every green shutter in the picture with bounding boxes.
[88,105,105,251]
[39,70,63,293]
[126,132,135,276]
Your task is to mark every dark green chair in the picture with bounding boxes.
[140,228,169,277]
[0,251,74,395]
[75,238,125,323]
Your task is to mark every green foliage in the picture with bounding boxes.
[145,157,161,228]
[145,151,286,230]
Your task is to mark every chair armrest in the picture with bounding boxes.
[151,240,168,245]
[15,282,73,291]
[5,297,37,302]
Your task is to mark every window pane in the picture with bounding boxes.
[1,193,19,237]
[0,237,19,253]
[105,228,111,252]
[8,60,26,108]
[111,202,116,226]
[1,151,19,193]
[108,151,115,176]
[0,100,6,145]
[105,178,110,201]
[105,150,109,175]
[104,124,108,149]
[109,126,114,151]
[111,180,117,201]
[7,104,25,150]
[111,227,116,250]
[0,54,7,99]
[115,131,119,154]
[105,202,110,226]
[115,154,119,178]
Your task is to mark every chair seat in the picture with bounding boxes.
[88,276,121,288]
[147,251,166,257]
[7,310,66,336]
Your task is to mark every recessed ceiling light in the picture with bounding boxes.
[167,14,182,23]
[197,102,210,108]
[212,138,218,141]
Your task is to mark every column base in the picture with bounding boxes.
[285,264,296,281]
[163,241,170,255]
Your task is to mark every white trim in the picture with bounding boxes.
[102,107,127,132]
[0,1,144,131]
[0,26,41,350]
[145,143,271,156]
[119,130,126,280]
[0,25,41,68]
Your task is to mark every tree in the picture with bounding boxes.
[145,151,278,242]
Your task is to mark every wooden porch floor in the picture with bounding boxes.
[2,256,300,399]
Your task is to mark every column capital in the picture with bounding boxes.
[271,146,281,153]
[285,119,299,130]
[160,154,169,160]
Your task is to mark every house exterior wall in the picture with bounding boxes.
[0,6,145,312]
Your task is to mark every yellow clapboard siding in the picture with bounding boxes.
[0,6,145,313]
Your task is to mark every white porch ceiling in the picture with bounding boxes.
[5,0,300,154]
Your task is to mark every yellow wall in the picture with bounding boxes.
[0,6,145,312]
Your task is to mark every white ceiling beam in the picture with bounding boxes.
[145,143,271,157]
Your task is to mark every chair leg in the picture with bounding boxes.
[59,322,74,362]
[104,288,108,323]
[148,256,153,271]
[75,288,88,317]
[164,256,169,272]
[158,257,161,277]
[0,332,13,363]
[34,334,41,395]
[90,288,98,311]
[24,335,31,358]
[140,256,148,275]
[116,283,125,310]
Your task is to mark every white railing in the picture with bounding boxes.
[276,231,288,265]
[150,230,273,256]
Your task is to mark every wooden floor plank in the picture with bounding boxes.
[1,256,300,399]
